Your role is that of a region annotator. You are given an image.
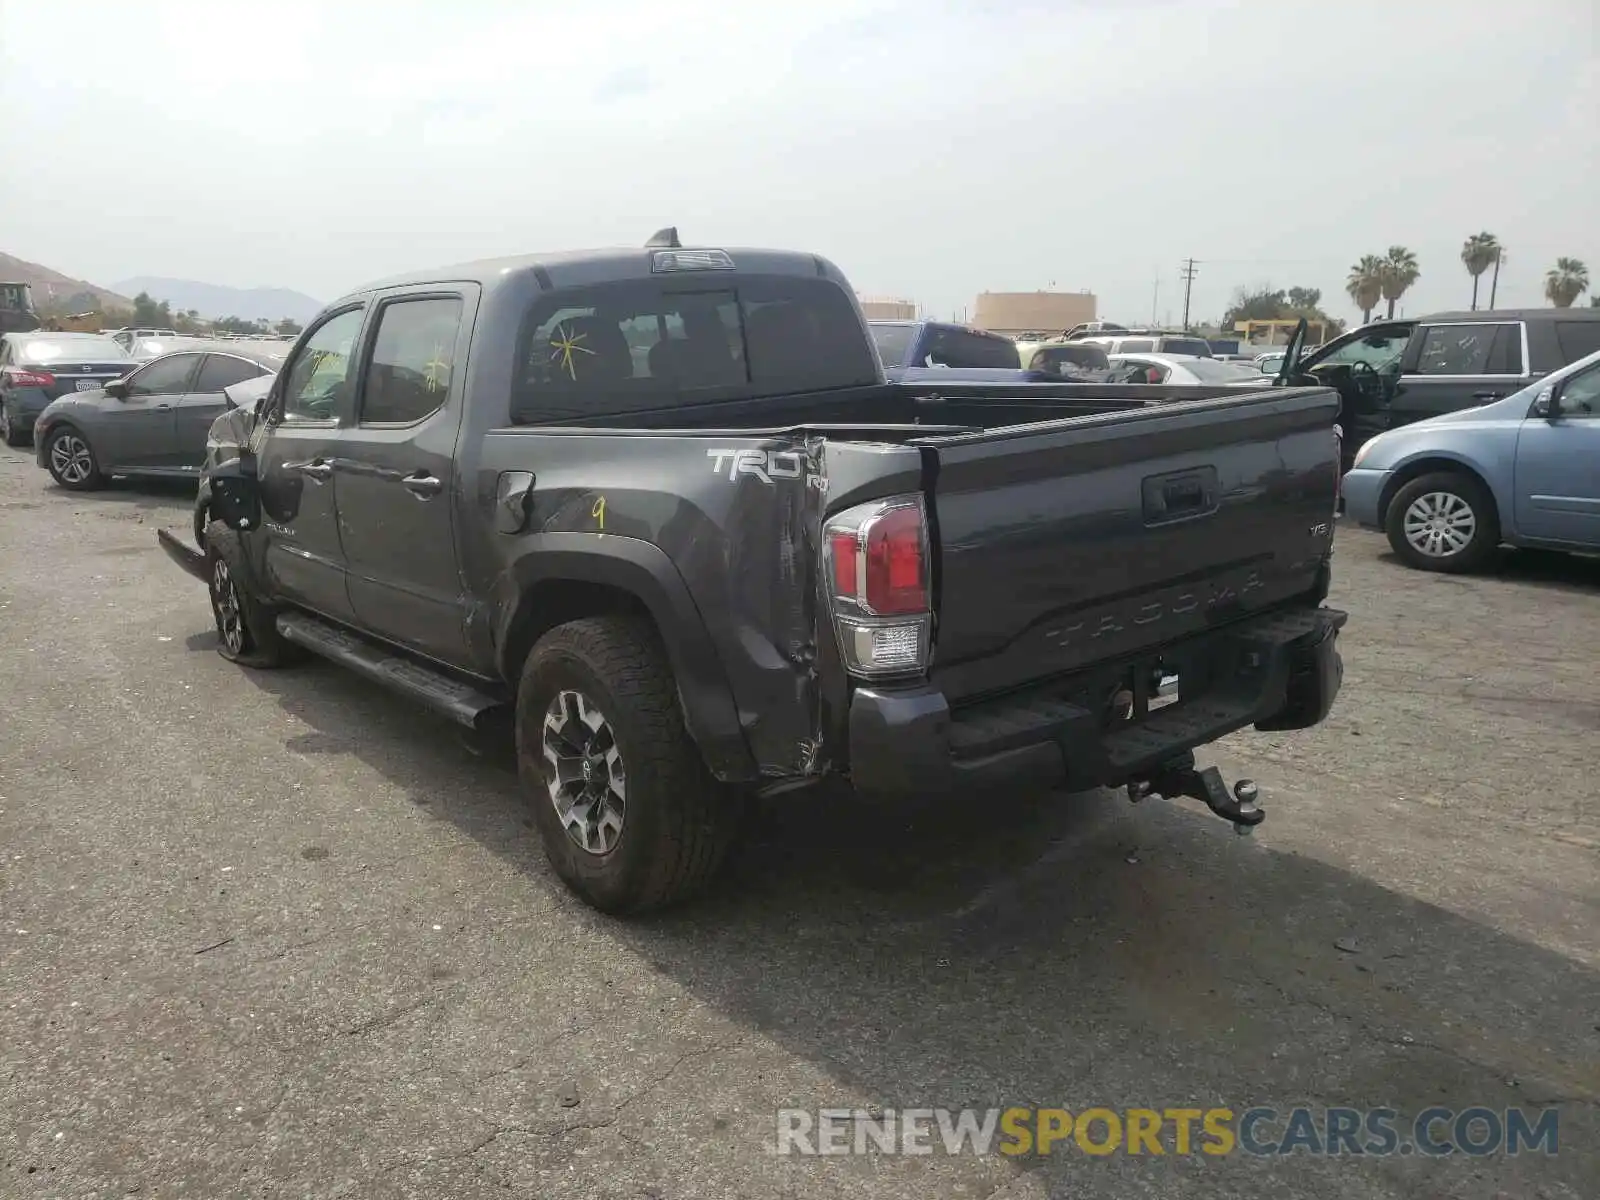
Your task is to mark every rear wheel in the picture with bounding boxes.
[516,616,740,914]
[205,521,300,668]
[1385,471,1500,573]
[44,426,103,490]
[0,403,29,448]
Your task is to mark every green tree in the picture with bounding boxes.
[1346,256,1384,324]
[1220,285,1345,341]
[130,291,175,327]
[1460,232,1500,311]
[275,317,303,335]
[1378,246,1420,319]
[214,315,275,335]
[1544,257,1590,307]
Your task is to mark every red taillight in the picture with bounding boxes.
[823,495,932,679]
[862,504,927,615]
[4,368,54,387]
[828,531,859,598]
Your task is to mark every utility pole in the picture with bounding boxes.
[1489,248,1504,309]
[1179,259,1200,331]
[1150,273,1160,324]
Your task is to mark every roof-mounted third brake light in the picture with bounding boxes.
[651,249,735,273]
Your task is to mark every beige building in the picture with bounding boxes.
[971,290,1097,337]
[857,296,918,320]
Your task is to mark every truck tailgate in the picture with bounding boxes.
[917,386,1340,703]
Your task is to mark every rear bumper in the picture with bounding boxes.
[847,606,1346,798]
[3,390,49,426]
[1339,467,1391,529]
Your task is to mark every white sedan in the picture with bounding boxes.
[1108,353,1270,386]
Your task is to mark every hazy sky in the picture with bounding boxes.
[1,0,1595,323]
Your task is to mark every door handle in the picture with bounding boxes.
[1472,390,1504,402]
[297,460,333,482]
[403,472,443,498]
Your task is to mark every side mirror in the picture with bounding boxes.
[1531,386,1557,418]
[1259,360,1277,375]
[104,379,129,399]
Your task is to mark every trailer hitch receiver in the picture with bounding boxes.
[1126,752,1265,835]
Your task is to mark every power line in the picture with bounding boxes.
[1179,259,1200,331]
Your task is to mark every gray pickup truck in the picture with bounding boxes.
[158,230,1348,914]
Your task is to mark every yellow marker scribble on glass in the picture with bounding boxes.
[550,323,595,381]
[423,341,450,393]
[591,495,606,530]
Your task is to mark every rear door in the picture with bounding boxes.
[103,352,199,468]
[919,387,1341,701]
[1392,321,1526,428]
[1514,360,1600,546]
[255,305,366,623]
[334,289,475,666]
[177,353,263,467]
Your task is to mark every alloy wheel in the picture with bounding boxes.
[1402,491,1477,559]
[211,559,246,655]
[541,689,627,855]
[50,433,94,484]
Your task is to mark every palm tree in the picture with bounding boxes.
[1378,246,1420,319]
[1460,233,1500,311]
[1544,258,1590,307]
[1346,255,1384,324]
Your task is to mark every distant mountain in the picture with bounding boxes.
[0,252,132,311]
[111,276,323,324]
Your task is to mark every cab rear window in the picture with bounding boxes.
[510,276,878,424]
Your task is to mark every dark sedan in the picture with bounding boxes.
[31,340,286,490]
[0,332,133,447]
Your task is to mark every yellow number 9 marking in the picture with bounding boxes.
[591,495,606,530]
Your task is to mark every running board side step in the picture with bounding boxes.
[274,612,508,731]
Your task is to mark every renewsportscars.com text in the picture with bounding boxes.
[775,1106,1560,1158]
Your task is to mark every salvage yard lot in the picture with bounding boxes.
[1,444,1595,1199]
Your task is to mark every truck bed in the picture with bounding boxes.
[481,382,1341,776]
[525,378,1278,434]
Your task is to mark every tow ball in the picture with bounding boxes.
[1126,752,1265,835]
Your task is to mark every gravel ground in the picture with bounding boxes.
[1,442,1595,1199]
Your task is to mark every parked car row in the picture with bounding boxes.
[0,330,287,489]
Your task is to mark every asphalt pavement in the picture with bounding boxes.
[1,443,1595,1199]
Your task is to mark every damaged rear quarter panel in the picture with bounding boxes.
[471,428,925,783]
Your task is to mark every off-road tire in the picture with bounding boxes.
[43,425,103,490]
[1385,471,1500,574]
[205,519,302,668]
[516,615,740,914]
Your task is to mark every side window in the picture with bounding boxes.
[1117,338,1155,353]
[1554,320,1600,364]
[1415,324,1504,375]
[1485,325,1524,375]
[281,308,363,422]
[194,354,262,393]
[359,296,464,425]
[127,353,200,397]
[1558,362,1600,417]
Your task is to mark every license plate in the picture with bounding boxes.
[74,378,103,391]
